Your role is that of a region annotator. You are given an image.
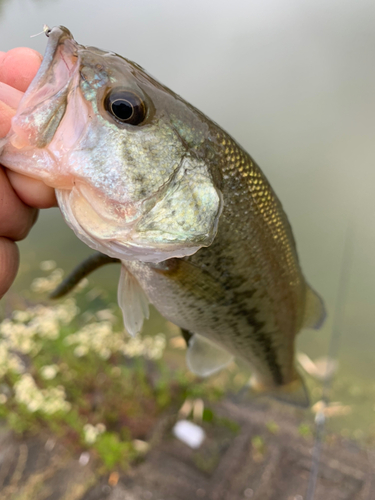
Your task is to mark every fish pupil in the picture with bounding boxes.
[111,99,133,121]
[104,89,146,125]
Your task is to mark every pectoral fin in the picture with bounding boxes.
[186,334,233,377]
[118,263,149,337]
[302,285,326,330]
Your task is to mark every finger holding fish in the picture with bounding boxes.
[0,48,41,119]
[0,82,23,110]
[0,237,19,299]
[0,47,42,92]
[0,48,57,208]
[0,164,37,300]
[0,99,15,137]
[7,170,57,208]
[0,167,38,240]
[0,50,42,241]
[0,47,57,299]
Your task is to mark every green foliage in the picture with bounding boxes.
[298,423,313,438]
[94,432,136,470]
[185,382,224,402]
[251,435,265,452]
[265,420,279,434]
[201,407,239,433]
[7,410,34,434]
[193,447,221,474]
[202,407,214,423]
[215,416,240,433]
[0,265,225,472]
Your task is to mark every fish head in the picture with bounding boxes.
[1,26,223,262]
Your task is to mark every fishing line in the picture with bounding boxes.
[30,25,51,38]
[305,223,355,500]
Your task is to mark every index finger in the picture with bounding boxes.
[0,47,42,92]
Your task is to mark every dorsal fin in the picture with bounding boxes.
[302,285,326,330]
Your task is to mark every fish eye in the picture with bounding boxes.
[104,89,146,125]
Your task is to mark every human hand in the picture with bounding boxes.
[0,47,57,298]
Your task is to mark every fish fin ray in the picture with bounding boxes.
[186,334,233,377]
[302,285,326,330]
[248,372,310,408]
[118,263,149,337]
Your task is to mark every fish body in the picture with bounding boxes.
[0,27,325,406]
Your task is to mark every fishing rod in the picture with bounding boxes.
[305,223,355,500]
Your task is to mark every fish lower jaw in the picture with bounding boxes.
[0,142,73,189]
[56,188,203,263]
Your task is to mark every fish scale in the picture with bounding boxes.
[124,136,303,391]
[0,26,325,406]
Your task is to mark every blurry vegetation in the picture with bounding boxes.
[265,420,279,435]
[251,435,266,462]
[0,262,226,471]
[0,259,373,476]
[298,423,313,439]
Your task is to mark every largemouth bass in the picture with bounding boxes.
[0,26,325,406]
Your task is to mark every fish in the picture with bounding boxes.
[0,26,325,407]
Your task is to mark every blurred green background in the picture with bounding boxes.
[0,0,374,441]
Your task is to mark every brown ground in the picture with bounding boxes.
[0,398,374,500]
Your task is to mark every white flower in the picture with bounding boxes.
[0,298,80,372]
[121,333,166,360]
[0,344,25,377]
[65,321,166,361]
[74,345,89,357]
[27,398,42,413]
[96,309,117,323]
[14,374,71,415]
[83,423,106,444]
[12,310,31,323]
[40,260,57,271]
[31,268,64,293]
[83,424,98,444]
[40,364,59,380]
[96,423,106,434]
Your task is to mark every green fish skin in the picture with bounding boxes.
[0,26,325,407]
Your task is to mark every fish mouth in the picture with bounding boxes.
[30,26,78,96]
[8,26,80,151]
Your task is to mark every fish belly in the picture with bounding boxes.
[124,254,297,390]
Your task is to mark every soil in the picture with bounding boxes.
[0,398,374,500]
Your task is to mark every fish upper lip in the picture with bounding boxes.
[45,25,77,61]
[25,26,78,95]
[9,26,80,121]
[45,26,79,76]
